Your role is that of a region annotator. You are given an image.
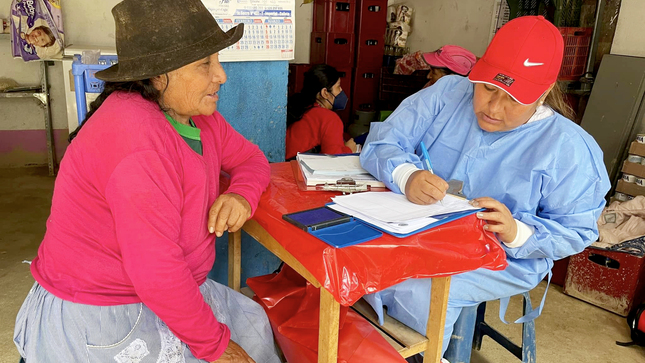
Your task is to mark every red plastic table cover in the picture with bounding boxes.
[248,162,508,306]
[247,265,408,363]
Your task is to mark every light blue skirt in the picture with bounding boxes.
[14,280,281,363]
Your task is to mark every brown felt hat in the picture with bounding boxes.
[95,0,244,82]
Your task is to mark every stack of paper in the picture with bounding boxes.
[328,191,477,235]
[298,154,367,175]
[296,154,385,188]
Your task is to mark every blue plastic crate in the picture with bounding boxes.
[71,55,118,124]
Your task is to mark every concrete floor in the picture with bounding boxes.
[1,167,644,363]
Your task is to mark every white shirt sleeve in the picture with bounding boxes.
[392,163,421,195]
[504,219,535,248]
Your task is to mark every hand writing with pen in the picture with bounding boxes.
[405,141,449,206]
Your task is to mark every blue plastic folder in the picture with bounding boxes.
[311,221,383,248]
[283,206,482,247]
[374,209,481,238]
[283,207,383,248]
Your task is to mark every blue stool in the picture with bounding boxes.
[71,55,118,125]
[444,292,536,363]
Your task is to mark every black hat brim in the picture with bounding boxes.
[95,23,244,82]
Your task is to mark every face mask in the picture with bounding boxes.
[331,90,348,111]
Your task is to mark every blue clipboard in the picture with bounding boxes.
[310,220,383,248]
[283,206,383,248]
[327,203,483,238]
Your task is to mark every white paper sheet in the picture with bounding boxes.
[299,161,385,187]
[331,191,477,224]
[297,154,368,176]
[328,203,439,235]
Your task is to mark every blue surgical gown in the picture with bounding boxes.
[360,75,610,354]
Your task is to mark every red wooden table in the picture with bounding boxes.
[228,162,507,363]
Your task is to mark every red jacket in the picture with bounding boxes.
[286,105,351,159]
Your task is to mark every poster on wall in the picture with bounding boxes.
[201,0,295,62]
[10,0,64,61]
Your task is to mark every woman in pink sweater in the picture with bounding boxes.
[13,1,279,363]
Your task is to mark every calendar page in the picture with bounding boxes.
[202,0,295,62]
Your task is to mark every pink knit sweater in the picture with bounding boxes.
[31,92,270,361]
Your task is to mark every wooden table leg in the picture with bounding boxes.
[228,230,242,292]
[243,220,321,288]
[424,276,451,363]
[318,287,341,363]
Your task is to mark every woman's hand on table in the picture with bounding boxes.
[345,138,358,153]
[208,193,252,237]
[470,197,517,243]
[211,340,255,363]
[405,170,449,205]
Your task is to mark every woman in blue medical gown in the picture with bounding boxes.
[360,16,610,360]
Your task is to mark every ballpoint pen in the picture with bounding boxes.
[419,141,444,206]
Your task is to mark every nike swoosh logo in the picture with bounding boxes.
[524,59,544,67]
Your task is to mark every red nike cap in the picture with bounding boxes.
[468,15,564,105]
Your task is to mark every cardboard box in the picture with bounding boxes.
[629,141,645,157]
[616,179,645,197]
[621,160,645,179]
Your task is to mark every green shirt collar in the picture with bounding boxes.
[164,113,201,141]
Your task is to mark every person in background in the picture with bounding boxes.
[13,1,280,363]
[286,64,357,160]
[360,16,609,363]
[422,44,476,88]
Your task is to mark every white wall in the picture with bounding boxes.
[611,0,645,57]
[293,1,313,63]
[1,0,499,133]
[290,0,497,63]
[62,1,119,46]
[0,53,60,131]
[0,0,122,167]
[391,0,496,57]
[0,34,67,134]
[0,0,120,135]
[3,0,301,167]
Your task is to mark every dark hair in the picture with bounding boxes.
[32,26,56,47]
[287,64,340,127]
[68,79,164,142]
[434,67,457,76]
